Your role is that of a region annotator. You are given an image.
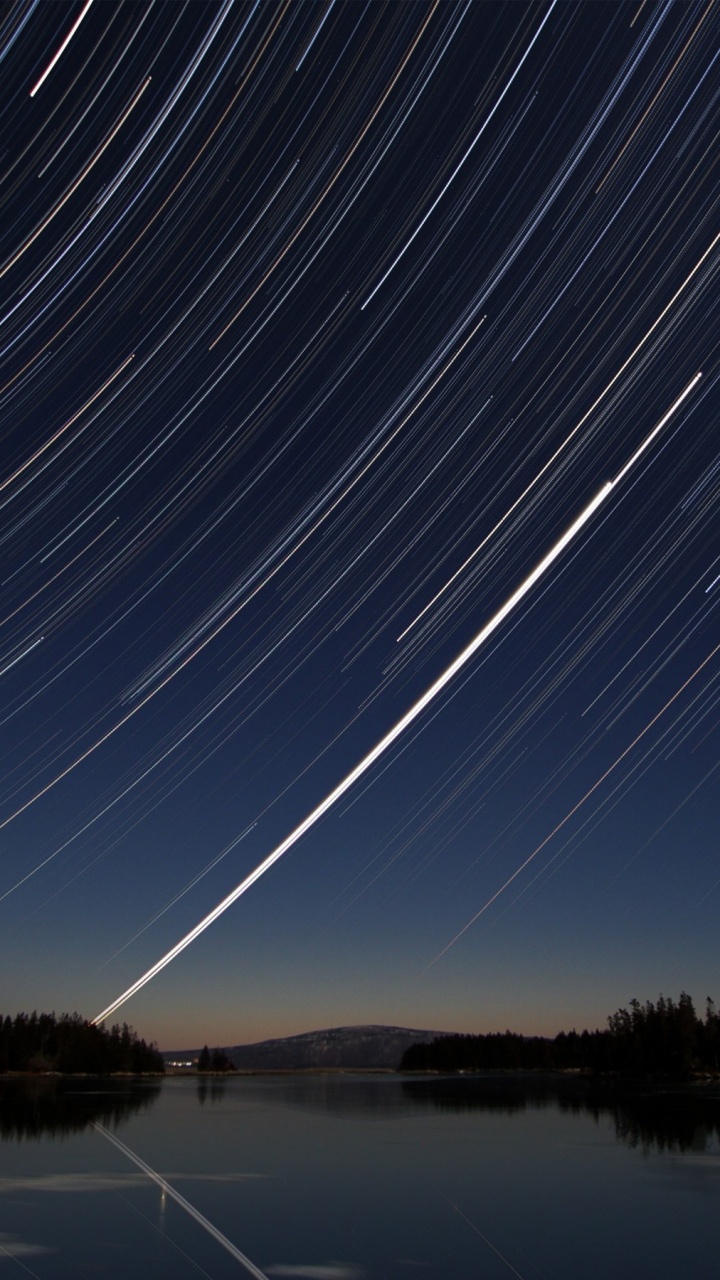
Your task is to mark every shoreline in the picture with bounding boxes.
[3,1066,719,1090]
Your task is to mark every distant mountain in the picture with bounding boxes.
[165,1024,455,1070]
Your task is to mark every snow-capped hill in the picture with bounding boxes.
[166,1024,454,1070]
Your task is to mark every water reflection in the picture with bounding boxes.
[0,1076,161,1140]
[1,1074,718,1279]
[196,1071,720,1156]
[246,1075,411,1118]
[2,1071,718,1157]
[399,1074,720,1154]
[197,1076,227,1105]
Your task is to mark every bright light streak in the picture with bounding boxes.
[94,486,612,1023]
[612,372,701,483]
[93,376,700,1025]
[29,0,95,97]
[0,313,485,844]
[397,228,720,641]
[93,1125,269,1280]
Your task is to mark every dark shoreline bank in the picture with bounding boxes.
[3,1066,720,1091]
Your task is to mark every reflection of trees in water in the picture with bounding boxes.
[197,1077,226,1105]
[609,1093,720,1154]
[225,1073,720,1149]
[0,1077,161,1141]
[8,1071,700,1156]
[400,1077,720,1153]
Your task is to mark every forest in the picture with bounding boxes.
[400,994,720,1078]
[0,1011,164,1074]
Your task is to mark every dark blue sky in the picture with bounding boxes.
[1,0,718,1048]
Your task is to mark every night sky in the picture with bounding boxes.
[1,0,719,1050]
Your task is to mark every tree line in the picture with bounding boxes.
[400,993,720,1078]
[197,1044,234,1071]
[0,1011,164,1074]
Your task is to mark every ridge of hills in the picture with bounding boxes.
[164,1024,455,1070]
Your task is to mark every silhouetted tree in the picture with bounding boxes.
[400,992,718,1078]
[197,1045,233,1071]
[0,1011,164,1074]
[700,997,720,1071]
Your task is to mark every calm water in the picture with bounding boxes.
[1,1074,719,1279]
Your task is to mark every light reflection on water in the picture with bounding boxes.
[1,1074,719,1278]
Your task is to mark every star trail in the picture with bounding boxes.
[1,1,719,1046]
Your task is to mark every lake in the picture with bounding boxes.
[1,1073,719,1278]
